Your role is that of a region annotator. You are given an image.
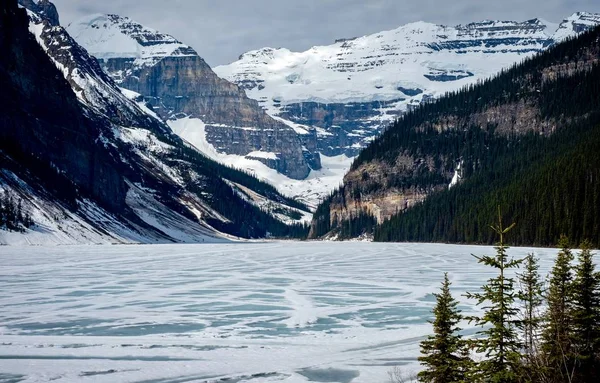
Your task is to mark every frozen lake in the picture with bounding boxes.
[0,242,558,383]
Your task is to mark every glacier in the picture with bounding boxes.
[0,242,559,382]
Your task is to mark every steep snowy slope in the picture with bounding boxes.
[1,0,311,244]
[67,14,319,180]
[216,13,600,157]
[552,12,600,41]
[65,9,599,206]
[25,10,171,133]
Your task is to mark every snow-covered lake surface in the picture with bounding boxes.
[0,242,558,383]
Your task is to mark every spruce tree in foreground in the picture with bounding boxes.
[465,208,523,382]
[418,273,472,383]
[517,254,544,353]
[542,236,575,382]
[517,253,544,379]
[570,241,599,382]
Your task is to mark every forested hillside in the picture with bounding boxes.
[309,26,600,246]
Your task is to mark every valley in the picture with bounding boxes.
[2,1,600,382]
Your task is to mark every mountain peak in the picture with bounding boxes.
[18,0,59,26]
[66,13,195,63]
[238,47,291,62]
[552,11,600,41]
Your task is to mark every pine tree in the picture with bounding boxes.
[418,273,472,383]
[465,208,524,382]
[570,241,600,382]
[542,236,575,382]
[0,191,5,227]
[518,253,544,357]
[16,198,23,224]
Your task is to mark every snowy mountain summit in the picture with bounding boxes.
[66,10,600,206]
[215,13,600,158]
[68,14,196,79]
[68,13,320,181]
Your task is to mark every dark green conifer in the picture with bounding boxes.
[516,253,545,382]
[418,273,472,383]
[571,241,600,382]
[518,253,544,357]
[542,236,576,382]
[465,208,523,382]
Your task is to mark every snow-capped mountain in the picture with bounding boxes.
[552,11,600,40]
[1,0,312,245]
[215,13,600,159]
[25,10,170,133]
[63,10,600,207]
[67,14,320,180]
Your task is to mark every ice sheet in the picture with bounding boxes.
[0,242,558,382]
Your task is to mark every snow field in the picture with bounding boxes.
[0,242,559,383]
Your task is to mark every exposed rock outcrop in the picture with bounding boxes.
[3,0,312,244]
[18,0,58,25]
[67,14,317,179]
[216,14,600,164]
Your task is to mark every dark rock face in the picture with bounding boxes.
[279,100,405,157]
[203,122,312,179]
[71,13,316,180]
[18,0,59,26]
[427,19,553,52]
[423,70,474,82]
[397,87,423,96]
[1,0,126,213]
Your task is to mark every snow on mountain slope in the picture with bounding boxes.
[65,10,600,207]
[0,169,230,245]
[215,14,600,152]
[217,20,544,107]
[217,14,600,107]
[2,0,311,245]
[553,12,600,41]
[168,117,351,208]
[66,13,316,180]
[26,10,171,132]
[213,13,599,204]
[67,13,195,67]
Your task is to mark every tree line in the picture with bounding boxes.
[0,190,33,231]
[416,212,599,383]
[311,25,600,246]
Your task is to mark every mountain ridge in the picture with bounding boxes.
[67,13,320,180]
[1,0,311,245]
[307,24,600,245]
[216,12,600,154]
[66,9,599,206]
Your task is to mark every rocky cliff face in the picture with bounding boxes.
[3,2,127,214]
[67,14,318,179]
[216,14,600,159]
[18,0,58,25]
[2,0,312,244]
[24,10,168,132]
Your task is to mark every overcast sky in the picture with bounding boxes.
[52,0,600,67]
